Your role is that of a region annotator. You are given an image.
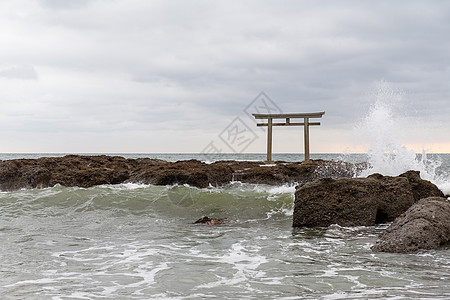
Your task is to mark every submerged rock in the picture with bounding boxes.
[293,171,444,228]
[0,155,362,191]
[371,197,450,253]
[193,216,224,225]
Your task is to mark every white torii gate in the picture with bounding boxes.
[252,112,325,162]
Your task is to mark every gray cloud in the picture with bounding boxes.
[37,0,94,10]
[0,0,449,152]
[0,65,38,80]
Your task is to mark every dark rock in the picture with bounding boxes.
[223,159,362,185]
[194,216,224,225]
[0,155,135,191]
[0,160,26,191]
[0,155,363,191]
[128,159,233,188]
[399,170,444,201]
[293,172,444,228]
[371,197,450,253]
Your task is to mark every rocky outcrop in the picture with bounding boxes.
[128,159,233,188]
[0,155,136,191]
[371,197,450,253]
[399,170,444,202]
[0,155,362,191]
[293,171,444,228]
[216,159,361,186]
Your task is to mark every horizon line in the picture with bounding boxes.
[1,152,449,155]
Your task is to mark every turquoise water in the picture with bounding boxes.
[0,153,449,299]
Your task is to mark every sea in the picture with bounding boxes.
[0,152,449,300]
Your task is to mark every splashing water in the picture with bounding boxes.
[356,80,447,193]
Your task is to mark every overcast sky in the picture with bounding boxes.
[1,0,449,154]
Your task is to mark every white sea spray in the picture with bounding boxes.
[355,80,448,194]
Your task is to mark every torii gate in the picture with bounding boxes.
[252,112,325,162]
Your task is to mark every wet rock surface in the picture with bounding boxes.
[193,216,224,225]
[0,155,361,191]
[399,170,444,202]
[293,171,444,228]
[371,197,450,253]
[0,155,136,191]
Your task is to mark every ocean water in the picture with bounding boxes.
[0,152,449,299]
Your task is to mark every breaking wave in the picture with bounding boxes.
[0,182,295,223]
